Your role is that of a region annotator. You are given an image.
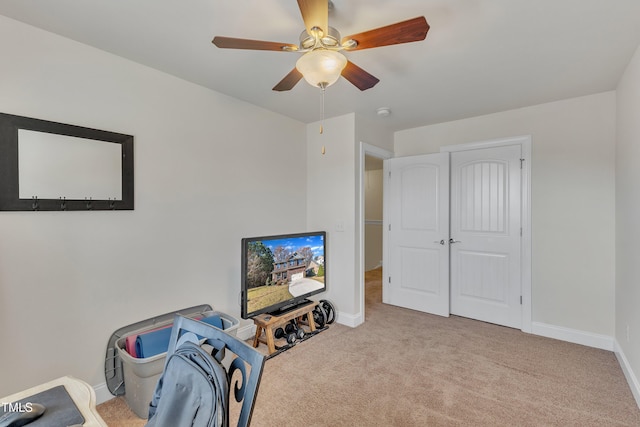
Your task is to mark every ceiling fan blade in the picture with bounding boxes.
[341,61,380,91]
[212,36,297,51]
[273,68,304,91]
[342,16,429,51]
[297,0,329,37]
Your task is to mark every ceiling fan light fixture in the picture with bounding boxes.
[296,49,347,88]
[299,26,342,50]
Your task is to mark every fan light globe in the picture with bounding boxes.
[296,49,347,88]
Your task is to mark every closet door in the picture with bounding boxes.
[384,153,450,316]
[449,145,522,328]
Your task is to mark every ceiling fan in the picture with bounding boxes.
[212,0,430,92]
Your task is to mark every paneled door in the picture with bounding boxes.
[384,153,450,316]
[449,145,522,328]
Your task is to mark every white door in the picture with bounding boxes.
[449,145,522,328]
[384,153,450,316]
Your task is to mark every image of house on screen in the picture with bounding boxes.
[271,252,324,297]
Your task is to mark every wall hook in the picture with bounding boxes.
[109,198,116,210]
[85,197,92,210]
[60,196,66,211]
[31,196,39,211]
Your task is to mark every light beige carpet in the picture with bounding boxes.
[98,268,640,426]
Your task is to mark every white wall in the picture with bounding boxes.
[306,113,392,326]
[0,16,306,396]
[395,92,617,338]
[306,114,357,320]
[616,43,640,404]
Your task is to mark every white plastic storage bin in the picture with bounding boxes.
[116,311,239,418]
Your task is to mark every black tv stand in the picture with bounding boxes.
[269,299,314,317]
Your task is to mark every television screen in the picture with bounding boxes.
[241,231,326,319]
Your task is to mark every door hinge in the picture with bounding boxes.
[388,224,391,231]
[520,227,523,237]
[520,295,523,305]
[388,277,391,284]
[520,158,525,169]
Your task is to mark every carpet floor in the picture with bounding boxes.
[97,268,640,426]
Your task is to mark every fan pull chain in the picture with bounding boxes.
[319,88,326,154]
[319,84,325,135]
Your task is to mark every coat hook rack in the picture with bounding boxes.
[0,112,134,212]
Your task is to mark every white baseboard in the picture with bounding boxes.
[236,323,256,341]
[531,321,615,351]
[94,382,114,405]
[336,311,362,328]
[615,340,640,409]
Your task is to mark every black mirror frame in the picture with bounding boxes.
[0,112,134,211]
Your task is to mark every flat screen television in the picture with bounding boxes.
[241,231,326,319]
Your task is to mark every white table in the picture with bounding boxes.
[0,376,107,426]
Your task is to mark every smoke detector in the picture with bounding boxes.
[376,107,391,117]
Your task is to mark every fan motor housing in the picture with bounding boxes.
[300,26,342,50]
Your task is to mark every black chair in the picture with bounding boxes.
[159,315,265,427]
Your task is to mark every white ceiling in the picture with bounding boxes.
[1,1,640,133]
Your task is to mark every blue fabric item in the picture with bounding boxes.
[202,314,223,329]
[196,314,223,340]
[134,315,224,358]
[135,327,172,358]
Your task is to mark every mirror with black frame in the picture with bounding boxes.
[0,113,133,211]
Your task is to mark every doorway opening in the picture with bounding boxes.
[358,142,392,324]
[364,154,384,308]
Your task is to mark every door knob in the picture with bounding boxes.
[449,238,462,244]
[434,239,445,245]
